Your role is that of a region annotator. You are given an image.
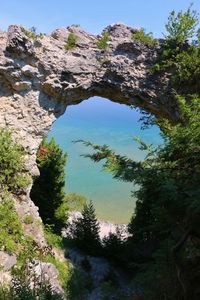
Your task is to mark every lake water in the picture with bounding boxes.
[48,97,162,224]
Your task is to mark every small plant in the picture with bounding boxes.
[21,26,44,39]
[64,33,78,50]
[71,24,80,28]
[96,32,110,49]
[131,28,156,46]
[97,58,110,66]
[24,214,34,225]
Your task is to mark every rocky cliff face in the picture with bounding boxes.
[0,23,177,248]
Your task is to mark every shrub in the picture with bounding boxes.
[64,33,77,50]
[0,193,32,255]
[131,28,156,46]
[0,194,24,253]
[96,32,110,49]
[71,24,80,28]
[0,128,30,193]
[21,26,44,39]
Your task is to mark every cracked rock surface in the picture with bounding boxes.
[0,23,178,253]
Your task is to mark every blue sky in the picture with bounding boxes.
[0,0,199,36]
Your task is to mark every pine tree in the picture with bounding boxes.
[73,201,101,254]
[30,138,67,231]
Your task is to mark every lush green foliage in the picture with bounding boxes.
[31,138,67,231]
[0,193,27,253]
[64,33,77,50]
[0,128,30,193]
[96,32,110,49]
[78,7,200,297]
[71,201,101,254]
[80,93,200,298]
[164,5,199,44]
[131,28,156,46]
[153,5,200,95]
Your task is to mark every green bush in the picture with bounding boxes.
[96,32,110,49]
[0,128,30,193]
[0,193,37,267]
[131,28,156,46]
[0,193,29,253]
[21,26,44,39]
[64,33,77,50]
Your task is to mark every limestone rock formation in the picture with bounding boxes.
[0,23,178,182]
[0,23,178,288]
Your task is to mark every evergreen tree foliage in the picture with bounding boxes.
[72,201,101,254]
[30,138,67,231]
[78,7,200,298]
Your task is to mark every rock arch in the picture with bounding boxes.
[0,24,179,246]
[0,23,179,176]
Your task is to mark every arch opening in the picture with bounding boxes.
[46,96,162,224]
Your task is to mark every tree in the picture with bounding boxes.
[30,138,67,231]
[72,201,101,254]
[165,5,199,44]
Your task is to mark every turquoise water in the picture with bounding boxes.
[48,97,162,223]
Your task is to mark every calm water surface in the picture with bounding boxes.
[48,97,162,223]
